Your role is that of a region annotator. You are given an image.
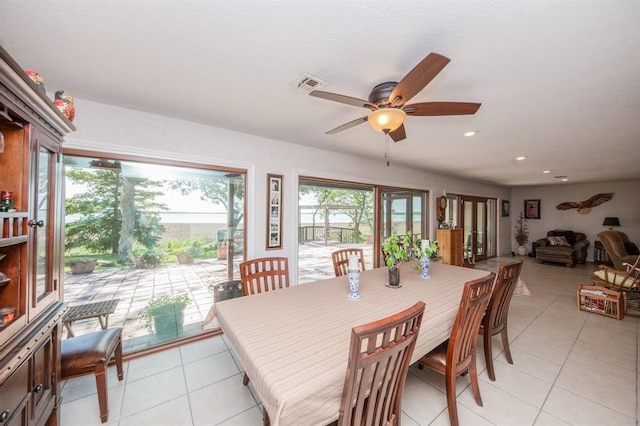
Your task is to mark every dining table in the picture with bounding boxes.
[214,261,504,426]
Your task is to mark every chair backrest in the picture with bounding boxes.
[448,273,495,374]
[483,261,523,335]
[332,248,366,277]
[598,230,633,270]
[239,257,289,296]
[339,301,425,426]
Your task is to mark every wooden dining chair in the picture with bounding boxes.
[239,257,290,296]
[479,260,523,381]
[332,248,366,277]
[338,301,425,426]
[417,273,495,426]
[238,257,290,387]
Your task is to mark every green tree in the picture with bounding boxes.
[168,175,244,233]
[301,186,373,242]
[65,169,167,263]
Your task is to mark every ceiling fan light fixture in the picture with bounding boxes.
[368,108,406,133]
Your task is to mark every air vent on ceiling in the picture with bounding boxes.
[297,74,327,92]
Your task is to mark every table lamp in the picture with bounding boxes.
[602,217,620,230]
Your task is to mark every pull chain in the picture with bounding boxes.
[384,132,390,167]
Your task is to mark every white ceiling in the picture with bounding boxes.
[1,1,639,186]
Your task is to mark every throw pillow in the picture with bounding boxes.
[552,230,576,246]
[547,236,570,246]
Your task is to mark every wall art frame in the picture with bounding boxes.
[524,199,541,219]
[266,174,283,249]
[501,200,510,217]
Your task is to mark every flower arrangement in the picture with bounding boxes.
[419,240,439,259]
[514,211,529,246]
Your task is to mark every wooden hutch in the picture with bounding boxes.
[0,46,74,425]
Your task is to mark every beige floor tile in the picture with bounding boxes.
[495,347,561,383]
[126,346,182,382]
[512,333,571,364]
[534,411,572,425]
[119,395,193,426]
[479,361,553,408]
[564,351,635,391]
[183,350,241,392]
[555,366,636,418]
[571,337,636,370]
[120,366,188,418]
[401,373,448,424]
[190,374,258,425]
[429,402,495,426]
[457,379,539,425]
[61,384,125,426]
[543,386,636,425]
[180,333,229,364]
[217,406,265,426]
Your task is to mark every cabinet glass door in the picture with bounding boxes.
[29,137,58,318]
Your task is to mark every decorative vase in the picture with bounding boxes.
[25,70,46,92]
[388,268,400,287]
[54,90,75,121]
[516,245,527,256]
[420,256,431,279]
[347,270,361,299]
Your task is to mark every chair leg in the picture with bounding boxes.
[483,330,495,381]
[94,364,109,423]
[243,372,250,386]
[115,338,124,381]
[500,328,513,364]
[444,369,459,426]
[469,356,483,407]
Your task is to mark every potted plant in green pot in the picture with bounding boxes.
[514,211,529,256]
[382,231,413,287]
[139,294,190,339]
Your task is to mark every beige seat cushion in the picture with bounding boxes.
[593,270,635,288]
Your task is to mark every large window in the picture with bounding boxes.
[298,178,374,283]
[62,152,245,353]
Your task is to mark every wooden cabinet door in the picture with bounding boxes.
[30,331,55,426]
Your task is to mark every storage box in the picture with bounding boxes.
[577,284,623,320]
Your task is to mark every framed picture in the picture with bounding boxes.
[524,199,541,219]
[266,174,283,249]
[501,200,510,217]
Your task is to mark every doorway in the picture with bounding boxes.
[459,196,496,262]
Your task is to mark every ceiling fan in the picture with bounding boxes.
[309,52,481,142]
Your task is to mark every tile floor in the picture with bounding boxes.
[60,256,639,425]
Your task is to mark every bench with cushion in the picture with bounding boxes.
[535,230,589,267]
[61,327,123,423]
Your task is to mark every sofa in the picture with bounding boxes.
[535,230,589,267]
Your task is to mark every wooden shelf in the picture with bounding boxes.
[577,284,623,320]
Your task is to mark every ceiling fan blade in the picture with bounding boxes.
[403,102,481,116]
[388,53,451,107]
[309,90,376,110]
[325,116,368,135]
[390,124,406,142]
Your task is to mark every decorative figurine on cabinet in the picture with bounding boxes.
[54,90,75,121]
[25,69,46,92]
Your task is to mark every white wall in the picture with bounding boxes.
[511,181,640,260]
[65,98,514,279]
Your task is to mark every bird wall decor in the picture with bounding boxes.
[556,193,613,214]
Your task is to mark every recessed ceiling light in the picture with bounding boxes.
[561,178,568,182]
[464,130,478,137]
[516,156,527,161]
[543,170,551,174]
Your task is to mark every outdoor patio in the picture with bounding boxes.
[63,242,374,352]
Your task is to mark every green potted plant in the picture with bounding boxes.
[382,231,413,287]
[514,211,529,256]
[139,294,190,338]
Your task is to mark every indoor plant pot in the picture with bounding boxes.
[382,232,413,287]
